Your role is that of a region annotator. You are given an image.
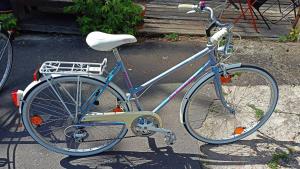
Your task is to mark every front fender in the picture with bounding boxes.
[179,63,242,124]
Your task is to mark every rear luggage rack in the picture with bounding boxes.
[39,58,107,76]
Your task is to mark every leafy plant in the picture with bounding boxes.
[247,104,264,120]
[279,28,300,42]
[267,152,289,169]
[64,0,143,35]
[164,33,179,41]
[0,13,17,30]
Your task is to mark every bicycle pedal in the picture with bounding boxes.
[164,132,176,145]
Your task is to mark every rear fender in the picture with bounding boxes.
[19,74,128,114]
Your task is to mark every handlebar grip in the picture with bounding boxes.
[178,4,196,10]
[210,28,228,44]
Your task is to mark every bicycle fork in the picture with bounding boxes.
[211,65,235,114]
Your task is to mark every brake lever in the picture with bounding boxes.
[186,10,196,14]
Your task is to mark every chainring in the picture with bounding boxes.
[131,115,160,137]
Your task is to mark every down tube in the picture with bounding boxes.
[152,60,212,113]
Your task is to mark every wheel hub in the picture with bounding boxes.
[73,129,88,142]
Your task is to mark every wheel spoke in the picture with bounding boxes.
[23,76,129,155]
[184,66,278,144]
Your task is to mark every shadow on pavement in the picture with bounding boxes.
[60,137,204,169]
[0,106,27,169]
[199,133,300,168]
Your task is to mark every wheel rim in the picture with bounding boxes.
[0,33,12,90]
[184,66,278,143]
[23,76,129,155]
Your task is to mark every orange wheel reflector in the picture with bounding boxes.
[220,75,232,84]
[31,115,43,126]
[112,105,124,112]
[234,127,245,135]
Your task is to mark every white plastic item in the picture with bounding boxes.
[178,4,197,10]
[210,28,228,44]
[86,31,137,51]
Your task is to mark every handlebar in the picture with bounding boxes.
[178,3,233,44]
[178,4,197,9]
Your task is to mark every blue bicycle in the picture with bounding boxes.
[17,1,279,156]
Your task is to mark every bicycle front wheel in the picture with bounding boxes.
[0,32,13,91]
[183,65,279,144]
[22,76,131,156]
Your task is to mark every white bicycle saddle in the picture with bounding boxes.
[86,31,137,51]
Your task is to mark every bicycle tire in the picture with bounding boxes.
[0,32,13,91]
[182,65,279,144]
[22,76,131,156]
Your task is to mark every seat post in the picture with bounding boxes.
[112,48,134,89]
[112,48,143,111]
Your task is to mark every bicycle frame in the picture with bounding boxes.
[80,43,230,116]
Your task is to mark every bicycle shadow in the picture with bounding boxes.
[60,137,205,169]
[199,133,300,168]
[0,107,28,169]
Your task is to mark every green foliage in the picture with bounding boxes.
[0,13,17,30]
[247,104,264,120]
[64,0,143,35]
[267,152,289,169]
[164,33,179,41]
[279,29,300,42]
[232,72,242,80]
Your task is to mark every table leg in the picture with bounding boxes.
[247,0,259,32]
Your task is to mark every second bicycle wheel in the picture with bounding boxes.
[22,76,131,156]
[182,65,279,144]
[0,32,13,91]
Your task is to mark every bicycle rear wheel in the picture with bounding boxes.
[22,76,131,156]
[0,32,12,91]
[183,65,279,144]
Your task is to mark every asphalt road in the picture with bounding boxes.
[0,34,208,169]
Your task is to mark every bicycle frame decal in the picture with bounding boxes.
[153,60,211,113]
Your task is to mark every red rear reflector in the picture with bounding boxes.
[33,67,41,81]
[31,115,43,126]
[11,90,20,107]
